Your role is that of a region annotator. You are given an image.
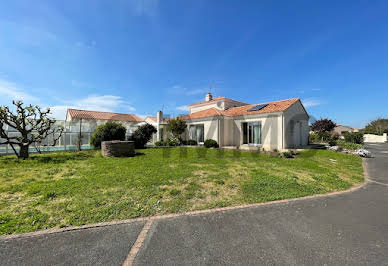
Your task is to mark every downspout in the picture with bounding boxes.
[282,113,284,150]
[218,117,221,147]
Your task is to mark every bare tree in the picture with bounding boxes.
[0,101,63,159]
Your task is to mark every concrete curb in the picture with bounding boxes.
[1,159,370,241]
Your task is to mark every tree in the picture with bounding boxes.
[129,124,157,148]
[90,121,126,148]
[0,101,63,159]
[363,118,388,135]
[167,118,187,141]
[310,119,336,133]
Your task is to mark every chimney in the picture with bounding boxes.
[157,110,163,124]
[205,92,213,102]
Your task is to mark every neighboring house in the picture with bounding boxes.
[154,93,309,151]
[333,124,359,136]
[66,109,143,136]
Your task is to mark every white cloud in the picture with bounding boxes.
[302,98,323,108]
[0,79,38,102]
[176,105,189,112]
[50,95,136,120]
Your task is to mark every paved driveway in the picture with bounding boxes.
[1,143,387,265]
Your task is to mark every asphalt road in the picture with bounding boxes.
[1,143,387,265]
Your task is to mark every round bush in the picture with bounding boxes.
[128,124,157,149]
[90,121,126,148]
[204,139,219,148]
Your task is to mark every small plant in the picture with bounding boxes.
[282,151,294,158]
[204,139,219,148]
[186,139,198,146]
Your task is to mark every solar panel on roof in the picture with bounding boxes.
[248,104,268,112]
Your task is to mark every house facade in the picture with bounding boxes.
[154,93,309,151]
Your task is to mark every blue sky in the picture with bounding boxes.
[0,0,387,128]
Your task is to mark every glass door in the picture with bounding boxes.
[243,122,261,145]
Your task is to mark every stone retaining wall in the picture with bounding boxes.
[101,141,135,157]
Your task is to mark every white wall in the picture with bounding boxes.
[232,114,282,150]
[283,101,309,148]
[364,133,387,143]
[184,119,219,143]
[190,102,223,114]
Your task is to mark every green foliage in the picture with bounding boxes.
[166,118,187,140]
[337,140,363,151]
[154,141,164,147]
[309,132,331,143]
[204,139,219,148]
[182,139,198,146]
[90,121,126,148]
[343,132,364,144]
[363,118,388,135]
[310,118,336,133]
[328,139,337,146]
[165,138,180,146]
[129,124,157,148]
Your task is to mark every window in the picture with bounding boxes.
[189,124,204,143]
[242,122,261,145]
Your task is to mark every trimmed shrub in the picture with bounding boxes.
[129,124,157,148]
[165,138,180,146]
[343,132,364,144]
[90,121,126,148]
[186,139,198,146]
[204,139,219,148]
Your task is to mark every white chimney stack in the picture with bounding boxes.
[205,92,213,101]
[157,110,163,124]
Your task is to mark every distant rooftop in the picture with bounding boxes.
[67,109,143,122]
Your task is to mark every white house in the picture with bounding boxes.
[154,93,309,151]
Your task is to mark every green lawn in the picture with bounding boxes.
[0,148,364,235]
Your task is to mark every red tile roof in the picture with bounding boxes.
[187,96,248,107]
[179,108,224,120]
[178,98,300,120]
[67,109,143,122]
[223,98,300,117]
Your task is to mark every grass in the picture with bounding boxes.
[0,148,364,235]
